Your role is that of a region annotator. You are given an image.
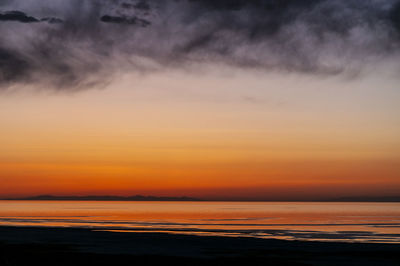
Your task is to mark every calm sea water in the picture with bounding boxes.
[0,201,399,243]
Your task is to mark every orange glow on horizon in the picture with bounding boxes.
[1,158,399,199]
[1,71,399,200]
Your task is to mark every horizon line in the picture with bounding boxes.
[1,194,400,202]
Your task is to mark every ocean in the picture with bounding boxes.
[0,201,399,243]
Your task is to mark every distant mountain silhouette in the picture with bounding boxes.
[3,195,201,201]
[1,195,400,202]
[326,196,400,202]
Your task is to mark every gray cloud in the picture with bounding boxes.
[0,0,400,91]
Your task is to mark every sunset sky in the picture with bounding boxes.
[1,0,399,200]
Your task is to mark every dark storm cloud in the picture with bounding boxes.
[0,11,64,24]
[1,0,400,90]
[390,1,400,31]
[40,17,64,24]
[0,48,31,82]
[100,15,150,26]
[121,1,150,11]
[0,11,39,23]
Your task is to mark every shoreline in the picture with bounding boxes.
[0,226,399,266]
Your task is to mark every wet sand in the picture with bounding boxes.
[0,226,399,266]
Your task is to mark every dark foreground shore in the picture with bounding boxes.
[0,226,399,266]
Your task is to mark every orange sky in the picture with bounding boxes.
[1,69,399,199]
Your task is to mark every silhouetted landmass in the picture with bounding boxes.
[2,195,400,202]
[326,196,400,202]
[2,195,200,201]
[220,196,400,202]
[0,226,399,266]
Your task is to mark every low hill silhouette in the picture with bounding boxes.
[3,195,200,201]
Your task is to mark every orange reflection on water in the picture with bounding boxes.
[0,201,399,243]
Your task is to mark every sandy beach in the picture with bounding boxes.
[0,226,399,266]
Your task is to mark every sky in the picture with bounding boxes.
[0,0,400,200]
